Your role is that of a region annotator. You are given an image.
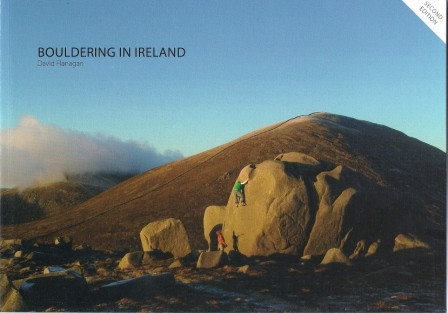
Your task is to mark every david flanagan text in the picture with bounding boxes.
[37,59,84,68]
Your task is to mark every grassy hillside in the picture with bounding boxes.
[1,113,445,251]
[1,173,132,225]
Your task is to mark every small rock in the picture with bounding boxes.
[0,258,13,269]
[320,248,352,266]
[73,244,92,253]
[55,236,73,250]
[118,251,144,269]
[14,250,24,258]
[68,264,84,275]
[197,251,226,269]
[19,267,32,275]
[393,233,430,252]
[365,240,381,257]
[169,260,183,269]
[237,265,250,274]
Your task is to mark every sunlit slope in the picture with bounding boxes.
[2,113,445,251]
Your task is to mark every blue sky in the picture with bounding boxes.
[1,0,446,159]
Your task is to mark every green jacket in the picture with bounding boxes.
[234,180,248,191]
[234,182,242,191]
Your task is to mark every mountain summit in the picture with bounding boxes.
[2,113,445,251]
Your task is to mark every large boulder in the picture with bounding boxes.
[303,165,369,255]
[18,270,88,307]
[140,218,191,258]
[203,205,226,250]
[216,152,417,258]
[222,159,317,256]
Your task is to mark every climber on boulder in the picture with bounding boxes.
[234,179,248,207]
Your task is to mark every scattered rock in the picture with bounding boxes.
[55,236,73,251]
[197,250,227,269]
[349,240,367,259]
[68,264,84,275]
[140,218,191,258]
[0,274,11,303]
[13,250,24,258]
[237,264,250,274]
[19,270,88,307]
[320,248,352,266]
[73,244,92,253]
[300,254,323,265]
[1,275,26,312]
[365,240,382,257]
[169,260,183,269]
[98,272,175,300]
[0,238,22,249]
[393,233,430,252]
[118,251,144,269]
[0,258,13,269]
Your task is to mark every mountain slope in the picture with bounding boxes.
[1,113,445,251]
[1,173,132,225]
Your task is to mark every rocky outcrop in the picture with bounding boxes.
[203,206,226,251]
[140,218,191,258]
[208,152,435,258]
[221,159,317,257]
[303,165,371,255]
[0,235,182,311]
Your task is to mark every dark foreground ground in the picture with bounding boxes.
[3,245,446,312]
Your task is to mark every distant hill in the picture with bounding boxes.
[1,172,132,225]
[1,113,445,251]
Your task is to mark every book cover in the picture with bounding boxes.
[1,1,445,311]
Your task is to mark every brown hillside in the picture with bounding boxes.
[1,113,445,251]
[1,173,131,225]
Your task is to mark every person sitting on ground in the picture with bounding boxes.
[234,179,248,207]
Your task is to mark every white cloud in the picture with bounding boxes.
[0,115,183,188]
